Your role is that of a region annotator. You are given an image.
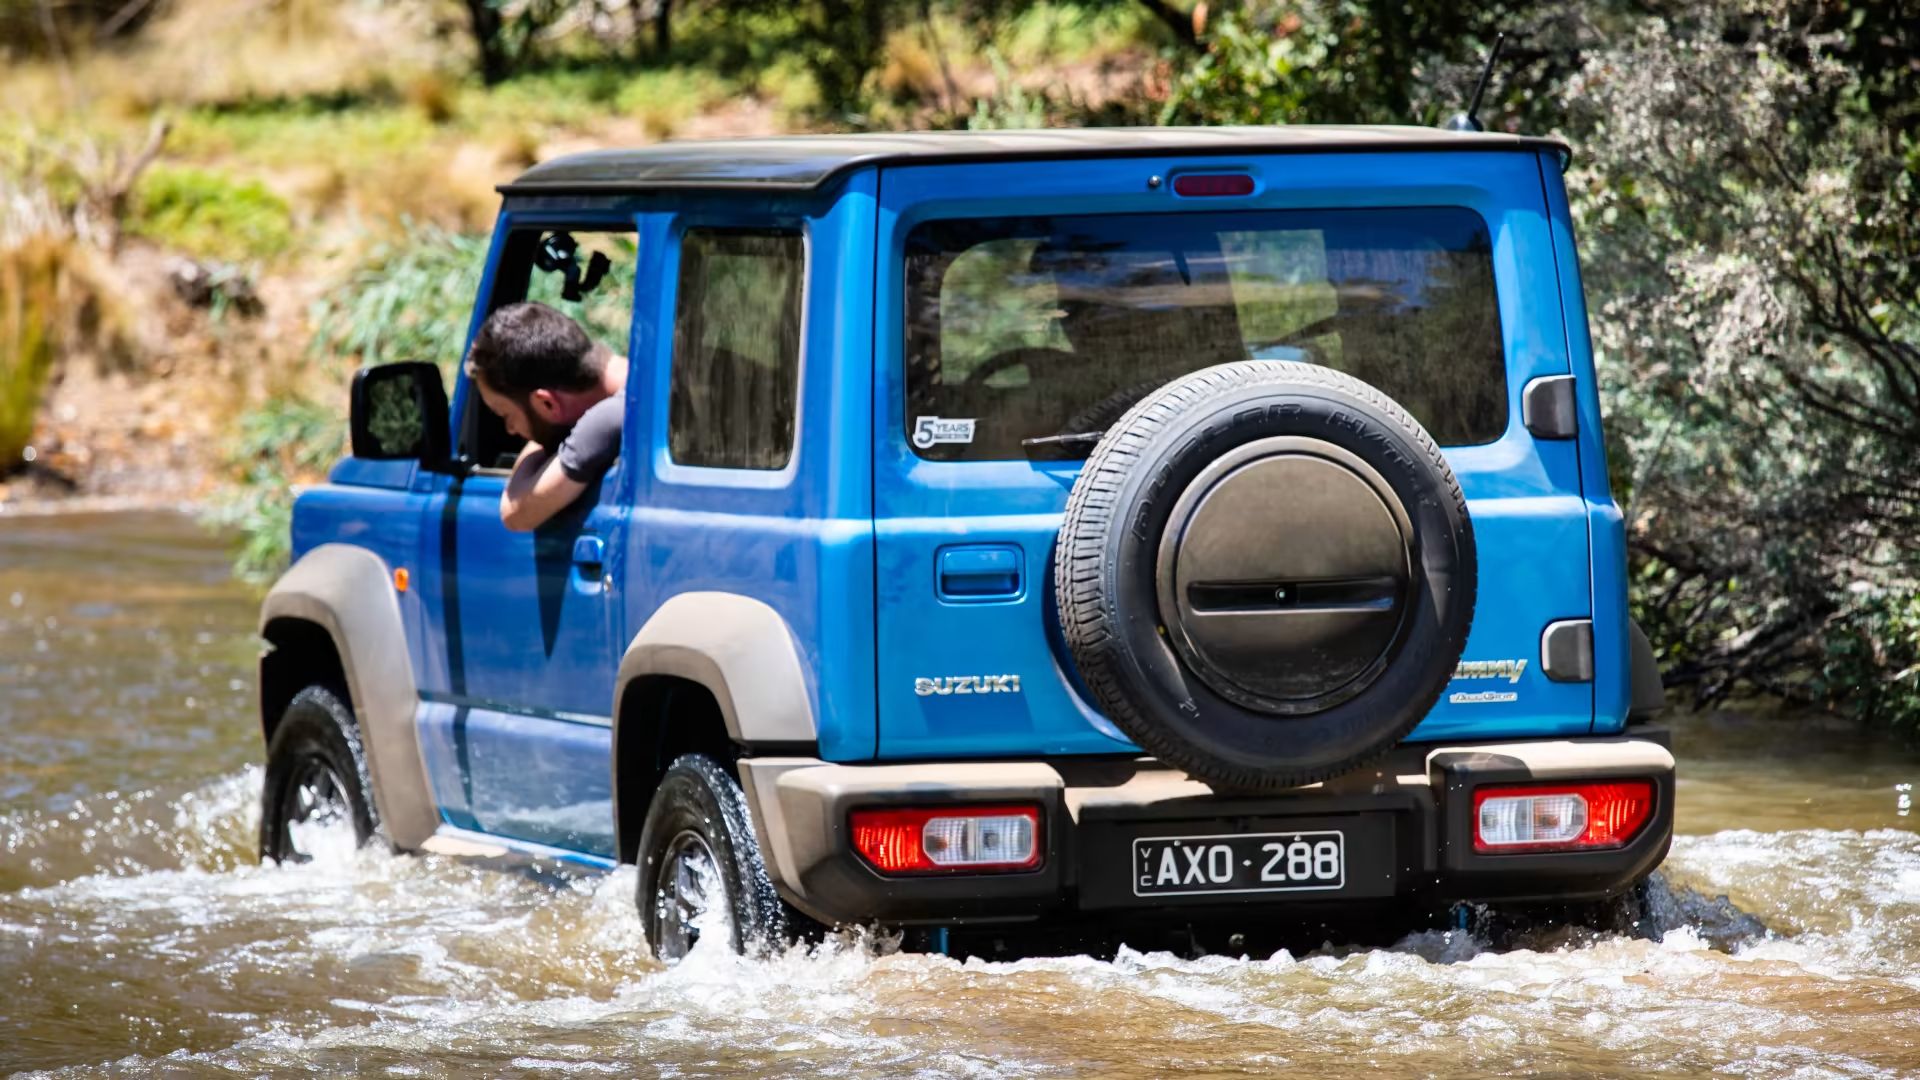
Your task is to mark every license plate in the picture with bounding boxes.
[1132,830,1346,897]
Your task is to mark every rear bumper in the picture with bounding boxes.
[738,730,1675,927]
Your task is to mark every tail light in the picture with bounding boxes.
[1473,781,1654,853]
[850,805,1041,875]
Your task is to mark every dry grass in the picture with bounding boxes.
[102,0,441,113]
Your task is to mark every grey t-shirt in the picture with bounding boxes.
[556,395,623,483]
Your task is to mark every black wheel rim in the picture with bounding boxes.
[277,755,351,863]
[651,829,720,963]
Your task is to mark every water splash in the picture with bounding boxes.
[0,768,262,891]
[8,804,1920,1077]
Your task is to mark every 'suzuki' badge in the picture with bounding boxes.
[912,416,977,448]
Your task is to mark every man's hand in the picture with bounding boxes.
[500,441,588,532]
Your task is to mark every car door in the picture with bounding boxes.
[414,219,635,858]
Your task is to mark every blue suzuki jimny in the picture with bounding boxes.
[256,126,1673,961]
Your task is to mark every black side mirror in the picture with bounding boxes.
[350,361,451,468]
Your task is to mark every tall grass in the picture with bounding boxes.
[0,238,61,468]
[0,180,130,472]
[308,222,489,377]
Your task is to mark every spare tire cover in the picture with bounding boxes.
[1056,361,1476,792]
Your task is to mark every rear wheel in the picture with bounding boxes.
[636,754,791,963]
[260,686,380,863]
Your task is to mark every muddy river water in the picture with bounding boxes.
[3,511,1918,1077]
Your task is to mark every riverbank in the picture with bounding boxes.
[0,0,1161,524]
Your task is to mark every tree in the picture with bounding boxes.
[1566,2,1920,719]
[1157,0,1920,725]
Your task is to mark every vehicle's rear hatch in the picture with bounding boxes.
[870,148,1591,759]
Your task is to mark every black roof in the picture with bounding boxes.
[499,126,1569,195]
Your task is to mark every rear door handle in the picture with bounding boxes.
[572,535,606,570]
[937,544,1022,600]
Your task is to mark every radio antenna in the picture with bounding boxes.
[1443,32,1506,132]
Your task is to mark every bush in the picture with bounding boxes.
[128,166,293,260]
[1563,5,1920,721]
[1812,589,1920,734]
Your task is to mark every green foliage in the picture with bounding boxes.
[1814,590,1920,733]
[995,1,1158,65]
[1158,0,1920,730]
[209,393,341,581]
[967,50,1055,130]
[1563,3,1920,725]
[219,224,491,578]
[170,104,433,169]
[1157,7,1337,125]
[610,68,731,137]
[1156,2,1528,127]
[308,223,488,378]
[129,166,293,261]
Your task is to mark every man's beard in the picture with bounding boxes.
[525,410,572,452]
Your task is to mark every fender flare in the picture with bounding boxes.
[260,544,438,850]
[612,591,817,746]
[610,592,816,864]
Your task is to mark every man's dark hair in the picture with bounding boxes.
[465,302,607,398]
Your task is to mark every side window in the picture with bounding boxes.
[461,229,637,470]
[668,229,804,470]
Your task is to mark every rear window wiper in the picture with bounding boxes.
[1021,430,1106,460]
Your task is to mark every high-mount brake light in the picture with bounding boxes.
[1172,173,1255,197]
[1473,781,1654,853]
[849,805,1041,874]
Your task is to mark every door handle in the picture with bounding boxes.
[937,544,1022,600]
[571,535,606,570]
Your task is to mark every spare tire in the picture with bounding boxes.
[1056,361,1475,792]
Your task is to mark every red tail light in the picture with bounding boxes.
[1473,781,1654,853]
[850,805,1042,875]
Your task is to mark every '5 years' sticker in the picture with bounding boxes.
[912,416,976,448]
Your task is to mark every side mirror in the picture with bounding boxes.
[350,361,451,468]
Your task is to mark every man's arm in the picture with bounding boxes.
[500,442,587,532]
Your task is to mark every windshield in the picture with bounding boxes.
[903,207,1507,460]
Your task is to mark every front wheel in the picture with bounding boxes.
[259,685,380,863]
[636,754,790,963]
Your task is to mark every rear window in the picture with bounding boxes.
[903,207,1506,460]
